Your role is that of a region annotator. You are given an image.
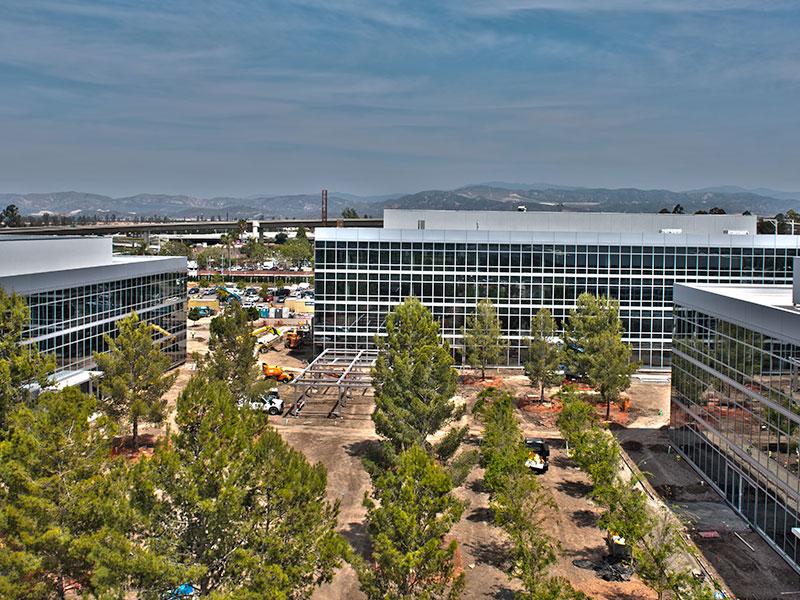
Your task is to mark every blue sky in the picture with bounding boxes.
[2,1,800,197]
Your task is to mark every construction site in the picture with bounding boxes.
[171,310,800,600]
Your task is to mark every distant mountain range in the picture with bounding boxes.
[3,184,800,219]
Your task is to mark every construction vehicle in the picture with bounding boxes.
[252,325,283,353]
[606,532,630,559]
[284,326,310,350]
[216,285,242,303]
[524,438,550,473]
[262,364,296,383]
[236,388,283,415]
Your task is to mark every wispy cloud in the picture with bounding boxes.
[1,0,800,196]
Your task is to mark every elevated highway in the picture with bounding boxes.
[0,217,383,237]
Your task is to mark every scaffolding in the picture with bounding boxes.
[289,348,378,418]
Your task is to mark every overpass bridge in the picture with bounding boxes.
[0,217,383,238]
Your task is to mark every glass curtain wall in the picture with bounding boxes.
[315,240,797,368]
[671,307,800,570]
[21,270,187,372]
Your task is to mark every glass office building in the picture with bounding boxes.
[671,282,800,572]
[315,210,800,368]
[0,236,187,387]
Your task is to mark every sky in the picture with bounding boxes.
[2,0,800,198]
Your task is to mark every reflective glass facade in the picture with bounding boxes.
[315,232,800,368]
[0,237,187,377]
[22,270,187,373]
[671,290,800,572]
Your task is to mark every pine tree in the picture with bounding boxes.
[0,388,134,599]
[357,445,466,600]
[563,294,640,419]
[462,298,507,379]
[205,303,261,399]
[524,308,563,402]
[93,312,177,448]
[554,386,598,451]
[1,204,24,227]
[133,374,346,598]
[371,298,463,463]
[0,289,55,433]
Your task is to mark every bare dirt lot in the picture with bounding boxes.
[156,315,800,599]
[274,373,662,600]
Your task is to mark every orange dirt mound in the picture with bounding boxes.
[461,375,503,387]
[519,397,563,414]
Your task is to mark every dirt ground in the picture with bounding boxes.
[617,425,800,600]
[274,373,664,600]
[151,313,800,599]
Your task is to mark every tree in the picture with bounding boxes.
[571,426,620,489]
[478,392,587,600]
[247,306,261,321]
[633,511,703,600]
[563,294,640,419]
[133,375,346,598]
[556,392,718,600]
[0,388,134,599]
[278,236,312,267]
[1,204,24,227]
[158,240,193,258]
[594,476,652,546]
[218,233,235,274]
[371,298,463,465]
[123,240,151,256]
[236,218,248,236]
[492,465,559,596]
[555,386,598,451]
[0,289,55,433]
[672,204,684,214]
[274,231,288,244]
[525,308,563,402]
[342,207,359,219]
[205,303,260,399]
[241,238,269,263]
[188,307,202,323]
[709,207,726,215]
[357,445,465,600]
[478,391,525,493]
[93,312,177,448]
[196,247,223,269]
[461,298,507,379]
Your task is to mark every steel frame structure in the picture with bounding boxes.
[288,348,377,418]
